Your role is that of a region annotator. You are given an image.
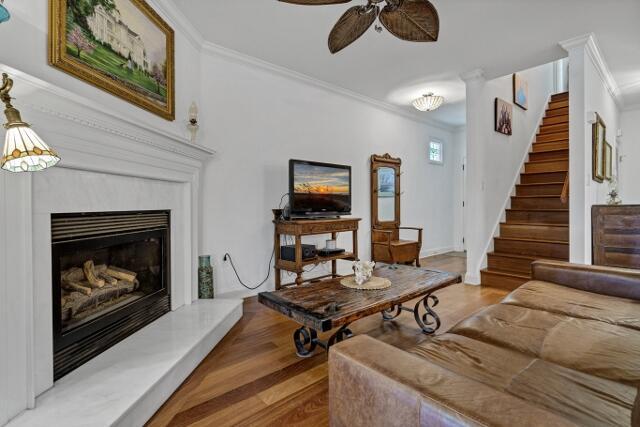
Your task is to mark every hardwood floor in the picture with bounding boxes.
[147,253,508,427]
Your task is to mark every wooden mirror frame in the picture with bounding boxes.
[371,153,401,229]
[592,113,606,183]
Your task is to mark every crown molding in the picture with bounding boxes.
[147,0,204,52]
[560,33,623,109]
[201,41,456,132]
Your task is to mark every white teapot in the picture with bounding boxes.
[353,260,376,285]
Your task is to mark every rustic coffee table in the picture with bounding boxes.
[258,263,462,357]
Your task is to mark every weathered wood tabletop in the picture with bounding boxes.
[258,263,462,332]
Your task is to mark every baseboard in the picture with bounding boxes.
[420,246,456,259]
[465,272,481,285]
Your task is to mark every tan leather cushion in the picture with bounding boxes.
[331,335,580,427]
[411,334,636,426]
[502,280,640,330]
[449,303,640,384]
[390,239,418,247]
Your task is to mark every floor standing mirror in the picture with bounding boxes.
[370,154,423,266]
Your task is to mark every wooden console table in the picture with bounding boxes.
[274,218,361,289]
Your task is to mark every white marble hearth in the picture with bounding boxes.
[7,299,243,427]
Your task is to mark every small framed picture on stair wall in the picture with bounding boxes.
[513,73,529,110]
[495,98,513,135]
[592,113,606,183]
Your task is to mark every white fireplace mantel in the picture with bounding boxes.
[0,69,218,425]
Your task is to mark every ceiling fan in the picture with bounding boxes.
[279,0,439,54]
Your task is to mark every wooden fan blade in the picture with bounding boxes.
[279,0,352,5]
[379,0,439,42]
[328,6,378,54]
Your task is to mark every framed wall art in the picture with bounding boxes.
[513,73,528,110]
[495,98,513,136]
[49,0,175,120]
[592,113,606,183]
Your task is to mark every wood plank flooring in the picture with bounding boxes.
[147,253,508,427]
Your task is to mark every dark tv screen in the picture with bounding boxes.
[289,159,351,217]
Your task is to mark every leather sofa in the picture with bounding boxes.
[329,261,640,426]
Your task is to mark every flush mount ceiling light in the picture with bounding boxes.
[412,93,444,112]
[279,0,439,54]
[0,0,9,24]
[1,73,60,172]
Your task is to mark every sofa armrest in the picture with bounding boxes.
[531,260,640,300]
[329,335,575,427]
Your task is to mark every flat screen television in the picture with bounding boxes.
[289,159,352,218]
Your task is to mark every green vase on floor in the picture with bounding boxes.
[198,255,214,299]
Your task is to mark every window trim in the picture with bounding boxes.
[428,139,444,165]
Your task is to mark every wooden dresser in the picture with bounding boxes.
[592,205,640,268]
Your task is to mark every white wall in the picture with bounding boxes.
[584,56,620,254]
[451,127,466,252]
[564,35,621,263]
[198,52,461,296]
[619,109,640,202]
[463,62,555,282]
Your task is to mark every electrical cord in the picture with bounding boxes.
[223,250,274,290]
[222,192,288,290]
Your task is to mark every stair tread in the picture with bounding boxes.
[526,159,568,164]
[488,251,567,261]
[507,208,569,212]
[503,222,569,227]
[517,182,565,186]
[481,269,530,279]
[511,195,562,199]
[530,147,568,153]
[494,236,569,245]
[522,170,568,175]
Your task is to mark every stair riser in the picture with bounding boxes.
[551,92,569,102]
[536,132,569,143]
[539,123,569,134]
[500,224,569,241]
[506,210,569,224]
[511,197,566,210]
[529,150,568,162]
[520,172,567,184]
[532,141,568,152]
[542,115,568,126]
[525,160,568,174]
[481,271,529,291]
[546,107,568,118]
[548,100,569,109]
[494,239,569,258]
[516,184,564,196]
[487,254,533,275]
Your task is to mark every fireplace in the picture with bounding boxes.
[52,211,171,380]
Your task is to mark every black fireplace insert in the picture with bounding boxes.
[52,211,170,380]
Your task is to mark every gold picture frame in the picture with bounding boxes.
[49,0,175,120]
[603,141,613,181]
[592,113,606,183]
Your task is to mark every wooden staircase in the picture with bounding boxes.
[481,92,570,290]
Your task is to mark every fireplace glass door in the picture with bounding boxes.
[52,211,170,380]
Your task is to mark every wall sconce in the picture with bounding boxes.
[1,73,60,172]
[0,0,10,24]
[187,101,199,143]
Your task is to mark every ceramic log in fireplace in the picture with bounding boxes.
[52,211,171,380]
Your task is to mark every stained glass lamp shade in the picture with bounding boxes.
[2,122,60,172]
[1,73,60,172]
[0,1,10,23]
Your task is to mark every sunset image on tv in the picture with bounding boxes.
[293,164,350,195]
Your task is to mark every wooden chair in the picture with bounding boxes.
[370,154,423,267]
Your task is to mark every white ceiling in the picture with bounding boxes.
[173,0,640,127]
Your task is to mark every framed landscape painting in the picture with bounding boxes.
[49,0,175,120]
[513,73,528,110]
[495,98,513,136]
